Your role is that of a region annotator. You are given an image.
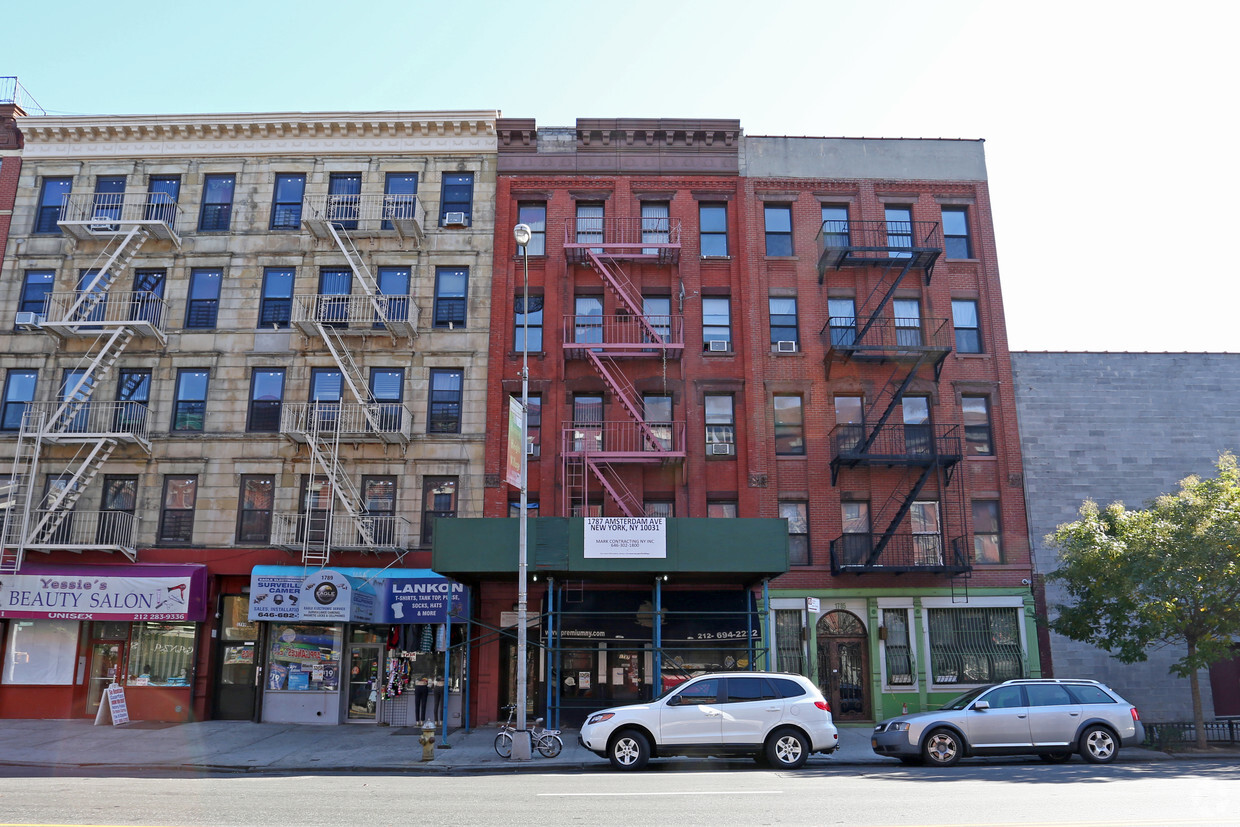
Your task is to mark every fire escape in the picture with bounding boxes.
[817,218,971,576]
[274,192,422,567]
[561,217,686,516]
[1,192,179,573]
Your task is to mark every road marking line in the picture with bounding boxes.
[538,791,784,797]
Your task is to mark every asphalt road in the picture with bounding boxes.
[0,760,1237,826]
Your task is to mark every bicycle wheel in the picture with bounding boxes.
[494,730,513,758]
[537,733,563,759]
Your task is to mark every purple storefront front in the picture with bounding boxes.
[0,563,209,720]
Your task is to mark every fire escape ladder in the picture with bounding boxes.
[25,439,118,545]
[866,463,937,566]
[0,423,45,573]
[62,226,151,327]
[858,354,929,455]
[316,322,379,408]
[562,455,587,516]
[325,221,382,296]
[583,351,663,450]
[303,407,375,562]
[854,258,915,343]
[46,328,135,434]
[585,252,663,344]
[586,457,643,518]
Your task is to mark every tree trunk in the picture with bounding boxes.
[1188,638,1207,750]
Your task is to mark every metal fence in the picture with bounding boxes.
[1143,720,1240,748]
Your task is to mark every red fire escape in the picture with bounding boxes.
[561,216,686,516]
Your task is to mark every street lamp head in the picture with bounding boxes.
[513,223,532,247]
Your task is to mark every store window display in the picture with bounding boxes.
[266,624,342,692]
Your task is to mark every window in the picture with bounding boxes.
[146,176,181,227]
[902,396,931,455]
[885,206,913,256]
[893,298,922,347]
[98,475,137,546]
[821,205,850,247]
[383,173,418,230]
[699,202,728,257]
[440,172,474,224]
[1026,683,1074,707]
[942,207,972,259]
[834,395,865,453]
[172,369,208,431]
[158,476,197,544]
[131,268,165,326]
[910,500,942,565]
[517,202,546,255]
[643,296,671,345]
[270,174,305,230]
[512,393,541,457]
[19,270,54,319]
[573,295,603,345]
[92,176,125,229]
[572,394,603,452]
[952,299,981,353]
[370,368,405,431]
[309,369,343,431]
[433,267,468,328]
[707,501,737,518]
[927,607,1023,684]
[827,297,856,347]
[318,267,351,327]
[300,478,333,544]
[377,267,410,326]
[644,501,674,518]
[769,297,798,347]
[34,177,72,234]
[247,369,285,432]
[421,476,458,546]
[962,395,993,456]
[76,269,107,326]
[427,368,463,434]
[781,501,809,566]
[641,202,670,255]
[327,173,361,229]
[773,395,805,455]
[114,369,150,433]
[58,370,90,433]
[514,295,543,351]
[840,501,871,565]
[259,268,294,329]
[702,297,731,350]
[973,500,1002,564]
[362,476,397,545]
[127,621,196,688]
[882,609,914,686]
[185,269,221,328]
[198,174,236,231]
[576,202,604,248]
[509,501,540,518]
[643,394,673,452]
[237,475,274,543]
[764,204,793,256]
[704,394,734,454]
[774,610,805,673]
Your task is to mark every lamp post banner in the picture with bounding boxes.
[506,395,524,488]
[584,517,667,558]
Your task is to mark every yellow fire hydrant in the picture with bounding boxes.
[419,721,437,762]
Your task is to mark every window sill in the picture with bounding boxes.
[944,257,981,263]
[775,453,808,460]
[763,256,800,262]
[955,352,989,359]
[702,349,735,356]
[700,255,732,261]
[507,351,546,360]
[769,348,804,356]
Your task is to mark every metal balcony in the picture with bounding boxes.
[830,423,962,474]
[291,294,418,339]
[26,401,152,449]
[821,315,953,365]
[562,314,684,358]
[817,220,941,278]
[302,194,425,243]
[830,534,971,575]
[20,509,138,559]
[40,291,168,340]
[271,512,411,552]
[57,193,182,243]
[279,402,412,444]
[564,217,682,265]
[560,420,686,461]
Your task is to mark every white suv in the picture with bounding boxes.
[578,671,839,770]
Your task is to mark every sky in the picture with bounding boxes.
[6,0,1237,353]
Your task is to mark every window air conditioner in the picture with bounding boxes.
[707,340,729,352]
[710,443,733,455]
[443,211,468,227]
[776,340,797,353]
[526,442,536,456]
[14,312,41,329]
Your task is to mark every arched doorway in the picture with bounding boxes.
[817,610,870,721]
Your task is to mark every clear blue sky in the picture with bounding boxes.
[8,0,1237,352]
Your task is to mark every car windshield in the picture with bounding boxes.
[939,685,993,710]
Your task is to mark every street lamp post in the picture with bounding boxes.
[511,223,533,760]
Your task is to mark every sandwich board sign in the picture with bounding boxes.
[94,682,129,726]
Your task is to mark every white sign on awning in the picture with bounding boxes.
[584,517,667,559]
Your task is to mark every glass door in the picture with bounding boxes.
[347,627,385,722]
[213,595,261,720]
[86,621,128,716]
[607,649,644,702]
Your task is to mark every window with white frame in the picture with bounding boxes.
[927,607,1023,685]
[881,609,914,685]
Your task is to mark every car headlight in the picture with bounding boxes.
[888,722,911,732]
[585,712,615,726]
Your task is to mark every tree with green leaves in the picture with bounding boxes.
[1047,453,1240,749]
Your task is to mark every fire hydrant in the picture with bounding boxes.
[419,721,437,762]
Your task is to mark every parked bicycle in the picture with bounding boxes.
[494,704,563,758]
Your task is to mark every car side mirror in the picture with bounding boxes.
[972,700,990,711]
[666,694,682,707]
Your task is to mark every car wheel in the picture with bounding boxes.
[765,728,810,770]
[1079,725,1118,764]
[609,730,650,771]
[1039,752,1072,764]
[922,728,963,767]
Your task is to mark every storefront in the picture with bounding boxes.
[248,566,468,727]
[0,563,209,721]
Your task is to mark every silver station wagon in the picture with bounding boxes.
[871,678,1144,766]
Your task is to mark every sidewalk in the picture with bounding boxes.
[0,719,1223,774]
